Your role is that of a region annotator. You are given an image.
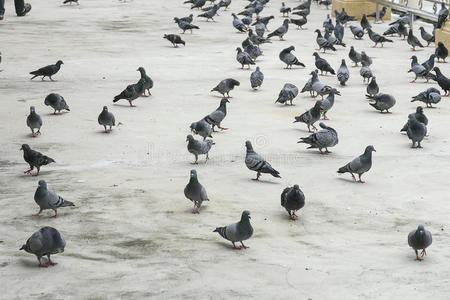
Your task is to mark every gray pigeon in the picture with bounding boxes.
[244,42,263,60]
[298,122,338,154]
[20,226,66,267]
[334,20,344,42]
[178,14,194,24]
[361,51,372,66]
[314,29,336,52]
[164,34,186,47]
[360,14,372,31]
[245,140,281,180]
[435,42,448,62]
[301,72,315,97]
[313,52,335,75]
[366,77,379,96]
[20,144,55,176]
[280,2,291,17]
[190,119,213,140]
[383,21,408,38]
[349,46,362,67]
[437,2,449,29]
[211,78,240,98]
[98,106,116,133]
[419,27,434,46]
[411,87,441,107]
[279,46,305,69]
[137,67,153,96]
[184,169,209,213]
[360,62,373,83]
[366,93,396,113]
[337,145,376,182]
[367,28,393,47]
[236,47,255,69]
[250,66,264,90]
[407,29,424,50]
[203,98,229,131]
[337,59,350,86]
[350,25,364,39]
[275,83,298,105]
[290,17,307,29]
[232,13,248,32]
[294,100,322,132]
[408,225,432,260]
[214,210,253,249]
[267,19,289,40]
[406,114,427,148]
[44,93,70,114]
[319,88,340,119]
[174,17,200,33]
[186,134,214,163]
[310,71,333,99]
[281,185,305,220]
[33,180,74,218]
[30,60,63,81]
[26,106,43,137]
[401,106,428,133]
[197,4,219,21]
[408,56,428,83]
[113,80,144,107]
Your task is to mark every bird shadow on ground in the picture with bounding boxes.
[213,241,242,251]
[336,177,367,184]
[94,130,115,135]
[112,103,138,108]
[45,112,69,116]
[17,258,41,268]
[247,178,280,185]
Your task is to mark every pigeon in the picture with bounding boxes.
[337,145,376,182]
[254,22,266,36]
[20,144,55,176]
[214,210,253,249]
[298,122,338,154]
[280,2,291,17]
[218,0,231,10]
[248,29,271,45]
[245,140,280,180]
[279,46,305,69]
[98,106,116,133]
[336,8,356,24]
[290,17,307,29]
[401,106,428,133]
[190,0,206,10]
[250,66,264,90]
[407,29,424,51]
[275,83,298,105]
[319,88,340,119]
[211,78,240,98]
[360,62,373,83]
[435,42,448,62]
[232,13,248,32]
[178,14,194,24]
[421,54,436,73]
[313,52,335,75]
[33,180,74,218]
[350,25,364,39]
[292,7,310,18]
[389,13,410,26]
[113,80,144,107]
[174,17,200,33]
[26,106,43,137]
[20,227,66,267]
[323,15,334,32]
[163,34,185,47]
[294,0,311,10]
[190,119,213,140]
[267,19,289,40]
[137,67,153,96]
[337,59,350,86]
[281,185,305,220]
[366,93,396,113]
[433,67,450,96]
[314,29,336,52]
[411,87,441,107]
[30,60,63,81]
[294,101,322,132]
[44,93,70,114]
[406,114,427,148]
[241,16,252,26]
[197,4,219,21]
[361,51,372,67]
[244,42,263,61]
[301,70,317,97]
[437,2,449,29]
[318,0,332,10]
[236,47,255,69]
[366,77,379,96]
[334,20,344,42]
[419,27,434,46]
[203,98,229,131]
[63,0,79,4]
[360,14,372,31]
[367,6,387,22]
[186,134,214,163]
[408,56,428,83]
[251,15,274,28]
[184,169,209,213]
[310,70,333,99]
[349,46,362,66]
[383,22,405,37]
[324,29,346,47]
[367,28,393,47]
[408,225,432,260]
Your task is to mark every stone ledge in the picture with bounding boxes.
[332,0,392,21]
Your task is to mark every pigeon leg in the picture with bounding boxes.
[36,129,41,135]
[104,125,108,133]
[147,89,152,96]
[52,210,58,218]
[321,113,329,120]
[24,169,32,174]
[50,76,55,82]
[358,174,365,183]
[292,211,298,219]
[38,257,48,268]
[129,102,136,107]
[252,172,261,180]
[232,242,242,250]
[311,124,318,131]
[410,79,416,83]
[219,126,228,131]
[47,255,57,266]
[194,154,198,164]
[351,173,356,181]
[240,242,249,249]
[421,249,427,257]
[41,76,45,81]
[33,169,40,176]
[32,209,42,217]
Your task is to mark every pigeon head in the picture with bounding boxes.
[293,184,300,190]
[341,59,346,65]
[429,54,436,60]
[313,100,322,109]
[283,19,289,26]
[365,145,376,153]
[189,122,197,132]
[186,134,194,142]
[30,106,36,113]
[38,180,47,188]
[229,79,240,87]
[419,26,425,32]
[256,66,260,71]
[312,52,319,57]
[236,47,242,52]
[232,13,237,18]
[20,144,30,151]
[102,106,108,112]
[245,140,253,151]
[241,210,251,220]
[56,60,64,65]
[330,88,341,96]
[319,122,328,129]
[220,98,230,105]
[433,67,441,75]
[190,169,197,178]
[288,46,295,51]
[416,106,424,113]
[414,225,426,242]
[137,67,146,73]
[174,17,180,23]
[438,42,444,48]
[314,29,322,36]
